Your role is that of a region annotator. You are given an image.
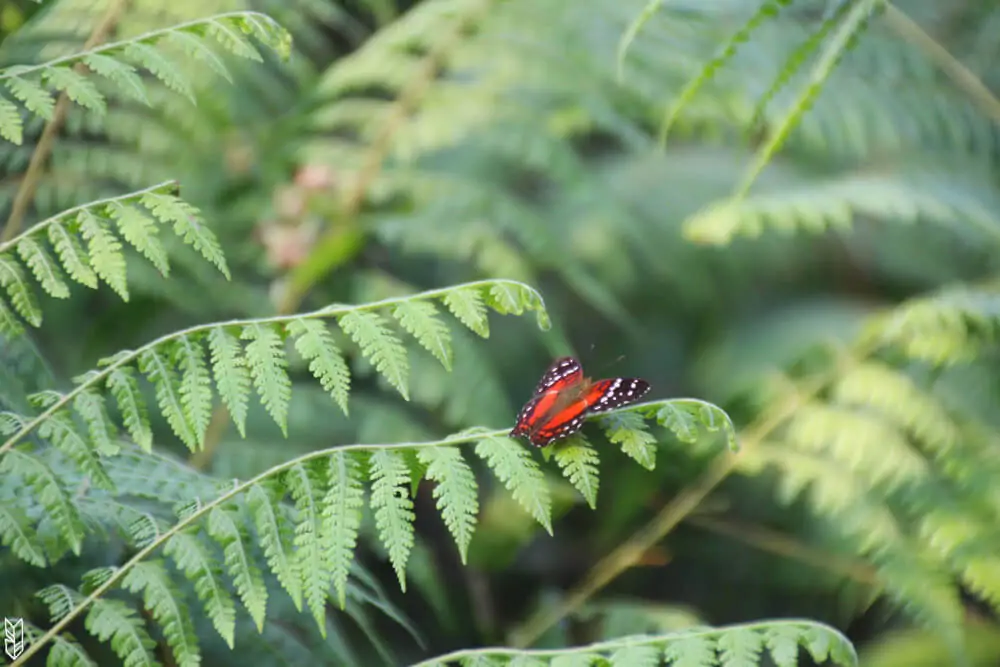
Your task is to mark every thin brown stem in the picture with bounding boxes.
[1,0,129,242]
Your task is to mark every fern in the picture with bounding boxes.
[0,182,230,335]
[408,620,857,667]
[14,403,732,665]
[0,11,291,146]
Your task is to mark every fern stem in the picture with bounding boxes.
[0,0,128,243]
[508,342,874,648]
[0,181,178,255]
[883,2,1000,126]
[0,279,543,457]
[0,12,282,83]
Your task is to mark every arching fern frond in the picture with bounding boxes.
[410,619,857,667]
[0,11,291,145]
[0,279,549,461]
[15,394,733,665]
[0,181,228,336]
[681,165,1000,247]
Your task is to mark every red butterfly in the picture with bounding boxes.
[510,356,650,447]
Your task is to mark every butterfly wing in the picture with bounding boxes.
[511,357,584,440]
[585,377,650,413]
[532,356,583,394]
[526,401,589,447]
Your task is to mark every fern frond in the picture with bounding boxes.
[654,0,796,148]
[552,437,600,510]
[0,182,229,332]
[0,12,291,146]
[475,434,552,534]
[417,445,479,563]
[286,458,333,634]
[16,389,731,664]
[369,448,417,591]
[322,450,364,609]
[682,167,1000,247]
[121,560,200,667]
[732,0,880,200]
[409,619,858,667]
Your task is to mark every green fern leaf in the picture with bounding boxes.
[36,409,113,490]
[48,223,98,289]
[286,460,332,634]
[175,334,213,446]
[1,449,85,554]
[77,209,128,301]
[17,236,70,299]
[393,300,453,370]
[601,411,658,471]
[72,388,120,457]
[0,298,24,337]
[141,192,230,279]
[207,506,268,631]
[241,323,291,435]
[732,0,876,199]
[443,287,490,338]
[655,400,738,451]
[802,623,857,665]
[44,66,106,114]
[123,42,194,102]
[83,53,149,104]
[553,440,600,509]
[166,31,233,82]
[339,310,410,400]
[369,449,416,591]
[121,560,200,667]
[322,450,365,608]
[609,642,659,667]
[832,362,958,454]
[664,635,718,667]
[0,95,22,144]
[0,253,42,326]
[418,445,479,563]
[551,654,600,667]
[139,347,198,450]
[485,282,527,316]
[764,625,803,667]
[108,202,170,276]
[84,597,158,667]
[787,403,927,489]
[207,326,251,438]
[246,482,301,609]
[475,435,552,534]
[718,627,764,667]
[206,19,263,61]
[5,75,54,120]
[288,317,351,415]
[0,503,46,566]
[656,0,794,147]
[164,530,237,648]
[107,366,153,451]
[46,633,96,667]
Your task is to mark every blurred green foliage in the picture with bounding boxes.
[3,0,1000,665]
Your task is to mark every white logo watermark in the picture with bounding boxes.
[4,617,24,661]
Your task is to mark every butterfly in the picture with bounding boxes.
[510,356,650,447]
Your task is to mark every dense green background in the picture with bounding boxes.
[3,0,1000,665]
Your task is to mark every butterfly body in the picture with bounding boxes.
[510,356,650,447]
